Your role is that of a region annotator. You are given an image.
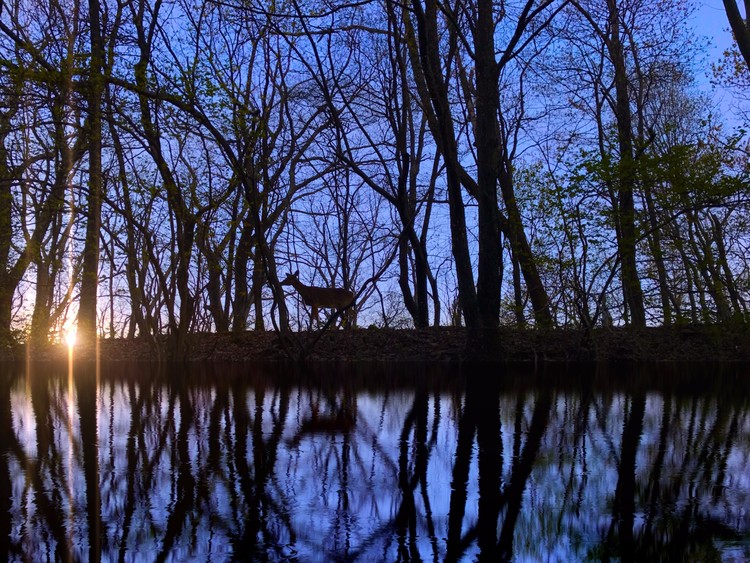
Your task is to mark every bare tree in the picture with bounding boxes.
[403,0,560,331]
[0,0,88,344]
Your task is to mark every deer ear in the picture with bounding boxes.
[294,270,299,277]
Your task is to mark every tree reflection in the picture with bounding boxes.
[74,362,101,561]
[605,389,646,560]
[0,370,13,557]
[497,388,552,561]
[395,387,433,561]
[0,364,747,560]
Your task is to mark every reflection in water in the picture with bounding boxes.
[0,362,748,561]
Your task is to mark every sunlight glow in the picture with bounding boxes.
[65,328,77,348]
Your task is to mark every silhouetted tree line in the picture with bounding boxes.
[0,0,749,356]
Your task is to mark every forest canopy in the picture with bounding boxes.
[0,0,748,356]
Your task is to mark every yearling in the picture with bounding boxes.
[280,271,355,328]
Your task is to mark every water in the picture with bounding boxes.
[0,361,748,561]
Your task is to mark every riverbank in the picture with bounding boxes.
[3,324,750,363]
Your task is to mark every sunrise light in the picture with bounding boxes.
[65,328,77,348]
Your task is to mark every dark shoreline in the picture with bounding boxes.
[3,324,750,364]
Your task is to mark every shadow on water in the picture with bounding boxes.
[0,361,749,561]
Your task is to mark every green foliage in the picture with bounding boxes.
[561,126,749,217]
[638,138,747,209]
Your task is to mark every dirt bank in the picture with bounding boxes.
[4,324,750,364]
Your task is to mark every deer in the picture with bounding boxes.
[286,391,357,447]
[280,270,355,328]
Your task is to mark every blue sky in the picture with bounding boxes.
[694,1,735,77]
[697,0,734,55]
[692,1,746,122]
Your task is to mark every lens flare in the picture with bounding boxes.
[65,328,77,348]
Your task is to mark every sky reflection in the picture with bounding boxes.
[0,362,748,561]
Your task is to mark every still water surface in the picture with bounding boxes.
[0,361,748,561]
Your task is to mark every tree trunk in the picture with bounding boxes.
[398,236,420,325]
[499,162,553,327]
[233,217,253,332]
[723,0,750,72]
[252,243,266,331]
[397,221,432,328]
[689,213,732,321]
[30,263,52,345]
[406,0,478,327]
[108,102,149,338]
[196,223,229,332]
[607,0,646,327]
[133,2,196,359]
[642,186,672,324]
[711,213,745,316]
[474,0,502,330]
[31,99,75,345]
[0,118,14,344]
[511,246,526,327]
[78,0,106,344]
